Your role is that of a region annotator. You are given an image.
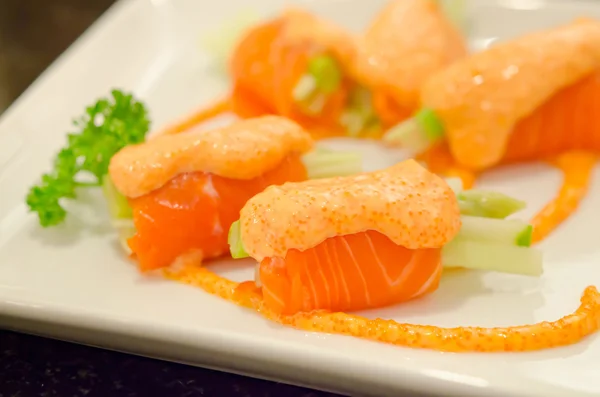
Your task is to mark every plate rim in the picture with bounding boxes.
[0,1,599,397]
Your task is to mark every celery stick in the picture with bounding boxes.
[444,177,464,195]
[307,55,342,93]
[102,176,137,254]
[117,224,137,255]
[435,0,469,33]
[293,75,318,102]
[229,220,249,259]
[102,176,132,219]
[457,215,532,247]
[383,118,430,151]
[201,10,260,73]
[340,87,381,137]
[442,239,543,276]
[301,148,363,179]
[458,190,527,219]
[414,108,445,141]
[383,108,444,151]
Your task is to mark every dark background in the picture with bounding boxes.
[0,0,342,396]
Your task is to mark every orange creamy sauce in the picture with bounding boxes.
[108,115,313,198]
[166,260,600,353]
[239,159,460,261]
[421,19,600,170]
[529,152,598,243]
[421,146,597,244]
[353,0,466,112]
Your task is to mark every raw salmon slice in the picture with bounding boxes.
[128,155,307,271]
[260,230,442,315]
[502,70,600,164]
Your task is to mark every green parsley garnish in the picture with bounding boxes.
[26,89,151,227]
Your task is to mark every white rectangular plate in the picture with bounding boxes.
[1,1,600,396]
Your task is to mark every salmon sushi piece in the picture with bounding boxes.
[228,8,359,138]
[108,116,315,271]
[353,0,467,128]
[227,159,544,315]
[383,18,600,242]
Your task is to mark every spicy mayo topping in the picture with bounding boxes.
[353,0,466,111]
[420,18,600,170]
[109,116,313,198]
[239,159,461,261]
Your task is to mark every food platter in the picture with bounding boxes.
[1,1,600,396]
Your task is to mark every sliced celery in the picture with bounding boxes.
[102,176,137,254]
[201,10,261,73]
[442,239,543,277]
[457,215,533,247]
[435,0,469,33]
[340,87,381,138]
[102,176,132,219]
[340,109,381,138]
[383,108,444,151]
[292,55,343,116]
[383,118,430,150]
[229,220,250,259]
[292,75,318,102]
[414,108,445,141]
[307,55,342,93]
[458,190,527,219]
[301,148,363,179]
[444,177,464,195]
[117,224,137,255]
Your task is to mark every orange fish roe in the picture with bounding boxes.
[239,159,461,262]
[166,264,600,353]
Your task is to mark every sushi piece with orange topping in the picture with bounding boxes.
[168,160,600,353]
[227,159,542,315]
[159,8,360,140]
[160,2,468,140]
[106,116,362,272]
[352,0,468,128]
[383,18,600,243]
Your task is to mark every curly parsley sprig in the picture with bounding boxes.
[26,89,151,227]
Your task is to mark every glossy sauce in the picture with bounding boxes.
[239,159,461,261]
[420,19,600,170]
[109,116,313,198]
[354,0,466,113]
[167,260,600,353]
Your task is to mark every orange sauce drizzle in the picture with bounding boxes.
[153,98,231,137]
[421,145,598,244]
[165,264,600,353]
[418,143,477,190]
[530,151,597,243]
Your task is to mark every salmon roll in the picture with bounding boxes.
[227,160,542,315]
[107,116,362,272]
[352,0,467,128]
[383,18,600,242]
[160,2,467,140]
[228,8,360,138]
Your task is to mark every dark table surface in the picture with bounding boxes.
[0,1,345,396]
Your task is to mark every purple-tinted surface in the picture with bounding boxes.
[0,331,345,397]
[0,1,343,396]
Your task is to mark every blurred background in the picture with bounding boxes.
[0,0,115,113]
